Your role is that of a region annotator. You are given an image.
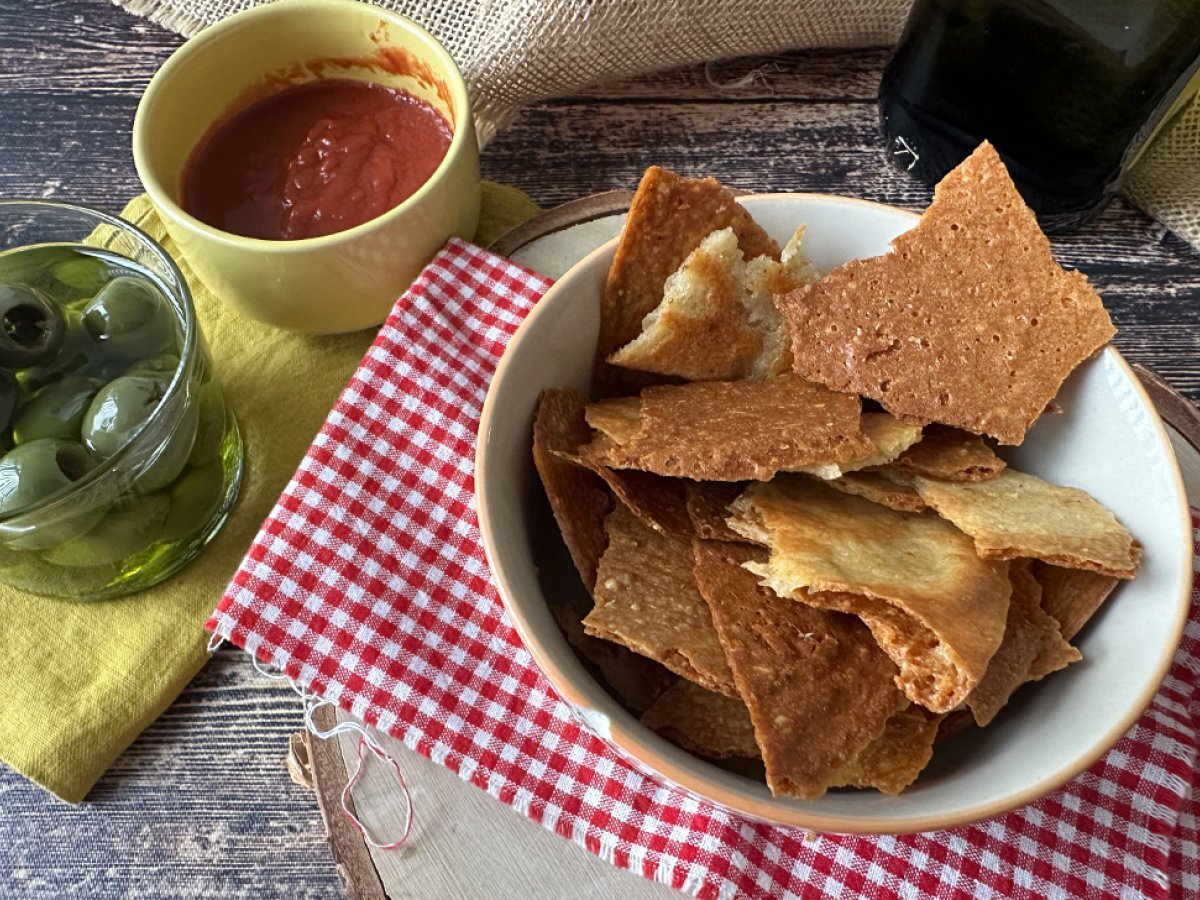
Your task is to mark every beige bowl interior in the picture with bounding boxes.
[476,193,1194,834]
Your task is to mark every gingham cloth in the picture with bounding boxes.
[209,239,1200,899]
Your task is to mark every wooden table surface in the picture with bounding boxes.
[1,1,1198,897]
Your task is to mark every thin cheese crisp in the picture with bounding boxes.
[729,476,1011,712]
[912,469,1141,578]
[584,503,736,696]
[693,541,907,799]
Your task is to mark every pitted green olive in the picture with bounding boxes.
[0,283,66,369]
[82,276,175,359]
[135,398,198,493]
[0,438,91,515]
[125,353,180,379]
[13,376,102,444]
[82,375,169,459]
[43,492,169,567]
[52,253,111,297]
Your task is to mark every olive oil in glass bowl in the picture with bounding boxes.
[0,200,243,600]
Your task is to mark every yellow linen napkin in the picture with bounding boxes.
[0,183,538,802]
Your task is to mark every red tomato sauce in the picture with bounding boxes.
[182,79,453,241]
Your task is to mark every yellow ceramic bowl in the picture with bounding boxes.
[133,0,480,334]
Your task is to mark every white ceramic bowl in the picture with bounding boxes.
[476,194,1194,834]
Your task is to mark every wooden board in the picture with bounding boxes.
[309,196,1200,900]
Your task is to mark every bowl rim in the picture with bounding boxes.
[0,198,199,524]
[132,0,475,252]
[476,190,1194,834]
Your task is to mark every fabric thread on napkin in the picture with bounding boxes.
[0,185,537,803]
[210,238,1199,898]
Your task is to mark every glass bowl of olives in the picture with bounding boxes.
[0,200,243,600]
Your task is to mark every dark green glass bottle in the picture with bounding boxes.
[879,0,1200,229]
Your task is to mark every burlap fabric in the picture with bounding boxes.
[115,0,1200,246]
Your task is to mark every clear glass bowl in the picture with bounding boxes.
[0,200,243,600]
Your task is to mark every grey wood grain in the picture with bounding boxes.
[0,1,1198,898]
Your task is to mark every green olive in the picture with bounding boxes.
[82,375,169,459]
[0,370,16,433]
[0,438,103,550]
[52,253,111,296]
[187,380,227,466]
[15,311,96,393]
[12,376,102,444]
[125,353,180,379]
[0,438,91,515]
[135,398,198,493]
[0,283,66,369]
[162,461,225,541]
[82,276,176,359]
[43,492,169,567]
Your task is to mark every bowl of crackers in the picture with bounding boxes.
[476,143,1193,833]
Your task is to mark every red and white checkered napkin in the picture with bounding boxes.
[209,238,1199,899]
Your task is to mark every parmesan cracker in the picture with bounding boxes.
[608,227,796,381]
[693,541,906,799]
[729,476,1011,712]
[967,560,1080,726]
[884,425,1006,482]
[584,503,736,696]
[1033,561,1121,641]
[827,471,929,513]
[641,679,760,759]
[588,375,870,481]
[777,142,1115,445]
[913,469,1141,578]
[596,166,779,396]
[829,705,942,795]
[532,389,612,591]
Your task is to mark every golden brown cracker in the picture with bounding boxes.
[777,142,1115,445]
[827,471,929,513]
[800,412,924,479]
[640,679,760,759]
[584,397,641,444]
[885,425,1006,482]
[692,541,907,799]
[595,375,870,481]
[555,450,692,537]
[584,503,736,696]
[1033,561,1121,641]
[596,167,780,395]
[532,389,613,591]
[966,560,1080,726]
[608,227,793,381]
[685,481,752,542]
[729,476,1011,712]
[912,469,1141,579]
[829,705,942,795]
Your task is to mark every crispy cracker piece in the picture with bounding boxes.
[912,469,1141,579]
[1033,561,1121,641]
[584,503,736,696]
[729,476,1011,713]
[533,389,613,591]
[829,705,942,795]
[584,397,641,444]
[685,481,752,542]
[549,600,677,715]
[799,412,924,480]
[884,425,1006,482]
[596,167,780,396]
[608,227,796,381]
[585,375,870,482]
[640,679,760,759]
[693,541,907,799]
[777,142,1115,445]
[966,560,1081,726]
[827,471,929,513]
[554,450,692,537]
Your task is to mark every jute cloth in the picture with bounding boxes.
[114,0,1200,241]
